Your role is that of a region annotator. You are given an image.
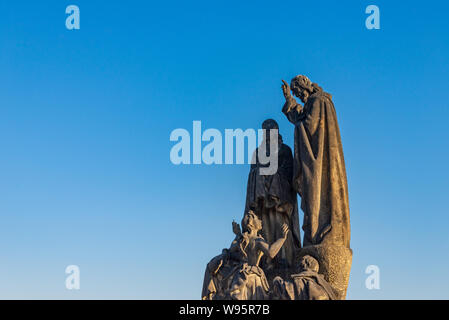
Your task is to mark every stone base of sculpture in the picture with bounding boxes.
[201,213,353,300]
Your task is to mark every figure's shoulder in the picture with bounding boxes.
[304,94,320,108]
[306,92,334,110]
[281,143,292,152]
[312,91,333,103]
[280,143,293,156]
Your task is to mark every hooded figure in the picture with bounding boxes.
[229,211,289,300]
[244,119,301,271]
[272,255,337,300]
[281,75,350,248]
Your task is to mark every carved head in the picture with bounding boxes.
[261,119,279,142]
[299,255,320,273]
[262,119,279,131]
[290,75,315,103]
[241,210,262,233]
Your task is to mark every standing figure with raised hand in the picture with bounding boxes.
[281,75,350,248]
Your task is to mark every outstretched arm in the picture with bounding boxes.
[256,224,289,259]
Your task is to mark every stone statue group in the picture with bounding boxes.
[202,75,352,300]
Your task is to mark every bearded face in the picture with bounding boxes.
[290,76,313,103]
[291,85,310,103]
[297,88,310,103]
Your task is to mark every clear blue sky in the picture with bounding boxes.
[0,0,448,299]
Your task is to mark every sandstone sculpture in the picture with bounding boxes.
[272,255,337,300]
[244,119,301,275]
[202,75,352,300]
[202,211,289,300]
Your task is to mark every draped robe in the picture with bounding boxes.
[283,91,350,248]
[244,135,301,269]
[273,270,337,300]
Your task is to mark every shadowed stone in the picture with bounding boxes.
[202,75,352,300]
[297,245,352,299]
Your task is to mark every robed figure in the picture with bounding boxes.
[244,119,301,271]
[202,221,245,300]
[229,211,289,300]
[281,75,350,248]
[273,255,337,300]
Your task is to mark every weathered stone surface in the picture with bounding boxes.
[281,75,352,299]
[297,244,352,299]
[282,75,350,249]
[272,255,337,300]
[201,75,352,300]
[203,211,289,300]
[245,119,301,274]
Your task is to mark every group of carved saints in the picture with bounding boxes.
[202,75,352,300]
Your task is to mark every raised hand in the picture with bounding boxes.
[281,223,289,239]
[282,80,293,101]
[232,220,241,235]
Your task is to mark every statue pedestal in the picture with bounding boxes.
[297,244,352,300]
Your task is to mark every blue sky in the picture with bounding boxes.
[0,0,448,299]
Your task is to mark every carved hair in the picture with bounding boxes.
[291,75,322,94]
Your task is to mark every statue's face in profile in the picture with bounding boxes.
[248,211,262,232]
[293,87,309,103]
[290,79,310,103]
